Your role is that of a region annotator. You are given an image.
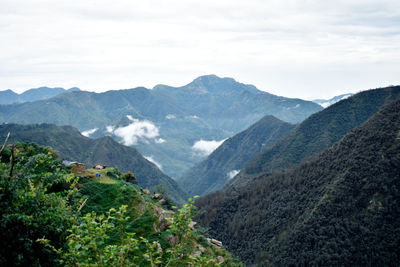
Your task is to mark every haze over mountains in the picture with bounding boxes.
[0,75,322,179]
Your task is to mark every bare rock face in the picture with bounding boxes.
[143,189,151,195]
[152,193,162,199]
[166,234,179,246]
[189,221,197,230]
[157,198,166,205]
[155,206,174,231]
[207,238,222,248]
[217,256,225,263]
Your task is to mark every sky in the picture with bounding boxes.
[1,0,400,99]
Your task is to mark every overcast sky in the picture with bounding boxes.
[1,0,399,99]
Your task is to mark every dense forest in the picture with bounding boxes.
[196,98,400,265]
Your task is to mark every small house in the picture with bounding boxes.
[93,164,106,170]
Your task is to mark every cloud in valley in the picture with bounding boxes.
[111,117,163,146]
[227,170,240,179]
[192,139,226,156]
[81,128,98,137]
[165,114,176,120]
[144,156,162,170]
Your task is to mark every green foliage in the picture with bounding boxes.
[0,142,78,266]
[41,198,239,266]
[0,141,241,266]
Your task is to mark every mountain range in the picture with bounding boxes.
[0,75,322,179]
[0,86,80,105]
[230,85,400,187]
[179,115,295,196]
[0,123,187,204]
[196,96,400,266]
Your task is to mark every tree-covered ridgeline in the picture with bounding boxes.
[197,97,400,266]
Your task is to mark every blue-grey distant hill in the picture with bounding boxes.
[0,75,322,179]
[0,87,80,105]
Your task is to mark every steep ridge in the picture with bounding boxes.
[179,115,295,196]
[196,97,400,265]
[231,85,400,187]
[0,75,322,179]
[0,123,187,204]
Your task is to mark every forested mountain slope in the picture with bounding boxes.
[0,123,187,204]
[231,85,400,187]
[0,142,241,266]
[179,115,295,196]
[196,97,400,265]
[0,75,322,179]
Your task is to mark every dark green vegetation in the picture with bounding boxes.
[0,142,241,266]
[232,85,400,187]
[0,86,80,105]
[0,75,322,178]
[196,98,400,265]
[179,115,295,196]
[0,123,187,204]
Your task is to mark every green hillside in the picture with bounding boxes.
[0,142,241,266]
[231,85,400,187]
[196,97,400,265]
[0,75,322,179]
[0,123,187,204]
[179,115,295,196]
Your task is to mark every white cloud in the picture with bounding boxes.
[126,115,134,121]
[187,115,199,119]
[112,118,160,146]
[155,138,166,144]
[165,114,176,120]
[192,139,226,156]
[106,125,114,133]
[227,170,239,180]
[144,156,162,170]
[81,128,98,137]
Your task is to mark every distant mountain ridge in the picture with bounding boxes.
[0,123,187,204]
[231,85,400,187]
[197,96,400,265]
[0,75,322,179]
[179,115,295,196]
[0,87,80,105]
